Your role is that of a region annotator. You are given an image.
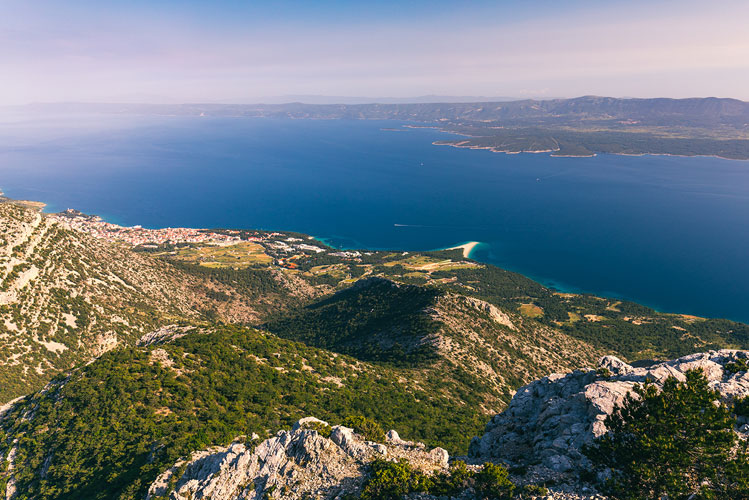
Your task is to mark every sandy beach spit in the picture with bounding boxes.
[447,241,480,258]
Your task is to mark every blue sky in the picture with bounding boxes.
[2,0,748,104]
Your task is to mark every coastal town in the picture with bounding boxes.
[53,209,249,246]
[50,209,479,282]
[51,208,350,268]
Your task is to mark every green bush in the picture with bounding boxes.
[301,420,332,438]
[596,367,612,379]
[474,462,515,499]
[584,369,749,499]
[359,459,431,500]
[343,415,386,442]
[519,484,548,496]
[735,396,749,419]
[726,358,749,375]
[429,460,473,495]
[359,459,516,499]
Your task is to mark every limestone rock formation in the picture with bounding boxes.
[137,325,197,346]
[469,350,749,481]
[147,418,449,500]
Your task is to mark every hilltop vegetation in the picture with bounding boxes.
[265,278,442,366]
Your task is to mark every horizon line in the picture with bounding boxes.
[4,94,749,108]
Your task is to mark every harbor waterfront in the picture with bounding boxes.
[1,114,749,322]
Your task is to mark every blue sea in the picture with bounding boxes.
[1,112,748,323]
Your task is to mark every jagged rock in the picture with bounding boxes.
[469,350,749,480]
[385,429,421,448]
[330,425,370,459]
[292,416,329,431]
[385,429,402,443]
[597,355,632,376]
[463,296,517,330]
[147,418,449,500]
[428,447,450,468]
[138,325,196,346]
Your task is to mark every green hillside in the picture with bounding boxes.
[0,326,490,500]
[264,278,441,365]
[3,202,749,499]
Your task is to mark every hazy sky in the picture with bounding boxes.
[3,0,749,104]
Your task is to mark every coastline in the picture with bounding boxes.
[431,137,748,161]
[0,190,47,211]
[444,241,480,259]
[3,115,748,324]
[432,140,592,157]
[3,190,746,324]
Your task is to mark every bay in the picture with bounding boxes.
[1,113,748,322]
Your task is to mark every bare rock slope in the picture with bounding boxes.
[0,202,257,402]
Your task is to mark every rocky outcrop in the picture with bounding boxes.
[463,296,516,330]
[469,350,749,481]
[138,325,197,346]
[146,418,449,500]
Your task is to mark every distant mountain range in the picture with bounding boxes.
[11,95,749,125]
[10,96,749,158]
[255,94,531,104]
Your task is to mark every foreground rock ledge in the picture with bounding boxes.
[146,417,448,500]
[469,349,749,480]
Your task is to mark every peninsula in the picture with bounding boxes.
[447,241,480,258]
[13,96,749,159]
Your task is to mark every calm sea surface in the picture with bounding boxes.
[1,113,748,322]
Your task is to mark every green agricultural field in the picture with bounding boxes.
[519,303,544,318]
[168,241,273,268]
[384,255,480,272]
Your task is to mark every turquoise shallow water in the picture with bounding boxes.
[1,113,748,322]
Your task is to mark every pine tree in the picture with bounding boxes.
[584,369,749,499]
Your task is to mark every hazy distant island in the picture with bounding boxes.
[12,95,749,159]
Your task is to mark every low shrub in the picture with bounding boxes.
[584,369,749,499]
[518,484,549,497]
[735,396,749,418]
[474,462,515,499]
[359,458,516,500]
[726,358,749,375]
[359,459,431,500]
[301,420,332,438]
[343,415,386,442]
[430,460,473,495]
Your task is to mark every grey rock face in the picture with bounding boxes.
[137,325,196,346]
[147,418,449,500]
[469,350,749,477]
